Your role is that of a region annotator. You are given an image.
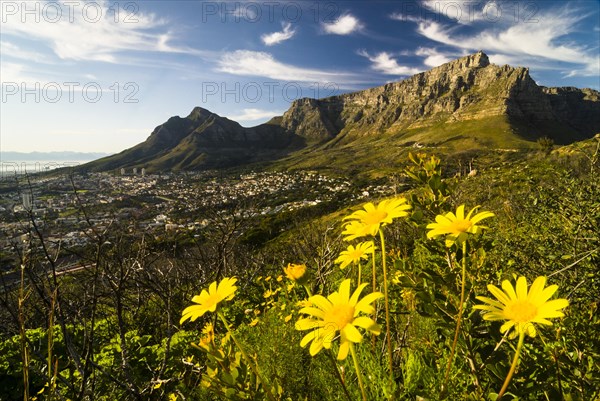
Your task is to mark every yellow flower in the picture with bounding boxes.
[426,204,494,247]
[343,198,411,240]
[297,299,312,308]
[180,277,238,324]
[335,241,374,269]
[284,263,307,282]
[249,318,259,327]
[197,322,215,349]
[474,276,569,338]
[391,270,404,285]
[295,279,383,360]
[341,221,372,241]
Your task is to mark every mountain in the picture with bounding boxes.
[84,108,304,171]
[84,52,600,172]
[278,51,599,146]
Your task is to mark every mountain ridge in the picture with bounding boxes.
[83,52,600,172]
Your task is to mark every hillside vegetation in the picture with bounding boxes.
[1,137,598,400]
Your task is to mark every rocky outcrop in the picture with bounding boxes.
[279,51,600,143]
[85,52,600,172]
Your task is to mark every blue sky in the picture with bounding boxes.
[1,0,599,153]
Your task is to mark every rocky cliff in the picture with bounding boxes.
[279,52,600,144]
[84,52,600,172]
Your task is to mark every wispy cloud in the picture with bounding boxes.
[390,1,499,25]
[415,47,454,67]
[1,1,200,63]
[322,14,363,35]
[358,50,422,76]
[261,22,296,46]
[389,12,421,23]
[226,108,284,121]
[217,50,353,83]
[415,6,598,77]
[0,62,42,85]
[420,0,498,25]
[0,41,53,64]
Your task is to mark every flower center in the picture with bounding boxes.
[325,304,355,331]
[205,294,221,308]
[505,300,538,322]
[363,210,388,225]
[449,219,473,234]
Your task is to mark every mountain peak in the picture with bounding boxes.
[84,52,600,173]
[187,107,218,121]
[465,50,489,68]
[432,51,490,73]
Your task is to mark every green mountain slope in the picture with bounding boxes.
[82,52,600,173]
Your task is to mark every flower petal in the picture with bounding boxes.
[502,279,517,301]
[516,276,528,300]
[342,324,363,343]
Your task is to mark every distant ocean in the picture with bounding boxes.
[0,160,87,178]
[1,152,108,179]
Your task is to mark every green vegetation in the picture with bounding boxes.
[1,137,599,400]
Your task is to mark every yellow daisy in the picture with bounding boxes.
[295,279,383,360]
[197,322,215,350]
[341,220,373,242]
[335,241,375,269]
[343,198,411,240]
[180,277,238,324]
[426,204,494,247]
[284,263,307,282]
[474,276,569,338]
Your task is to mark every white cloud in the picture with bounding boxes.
[322,14,363,35]
[228,4,258,20]
[0,62,41,85]
[420,0,498,25]
[217,50,352,83]
[416,6,599,77]
[226,108,284,121]
[1,1,199,63]
[0,41,51,63]
[415,47,453,67]
[391,1,500,25]
[358,50,422,76]
[389,12,422,23]
[261,22,296,46]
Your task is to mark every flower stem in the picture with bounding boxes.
[497,332,525,399]
[350,343,368,401]
[442,240,468,393]
[371,247,377,293]
[327,350,353,401]
[379,230,394,383]
[356,261,362,286]
[371,247,377,350]
[302,284,313,298]
[218,312,277,401]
